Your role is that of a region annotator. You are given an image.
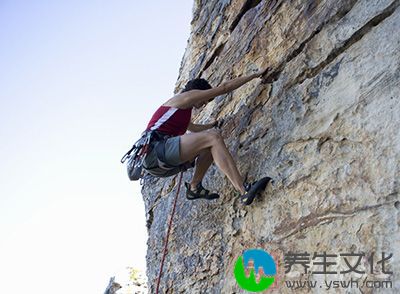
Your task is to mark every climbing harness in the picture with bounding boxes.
[120,107,183,181]
[120,130,153,181]
[121,130,193,180]
[155,172,184,294]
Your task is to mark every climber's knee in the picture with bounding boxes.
[206,129,223,145]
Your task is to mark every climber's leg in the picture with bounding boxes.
[179,130,246,194]
[190,148,213,189]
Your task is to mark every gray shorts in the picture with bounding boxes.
[143,136,189,177]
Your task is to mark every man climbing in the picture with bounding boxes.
[140,69,271,205]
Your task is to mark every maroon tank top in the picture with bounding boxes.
[146,106,192,136]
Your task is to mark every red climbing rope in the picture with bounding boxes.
[155,172,184,294]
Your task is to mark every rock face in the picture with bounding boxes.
[142,0,400,292]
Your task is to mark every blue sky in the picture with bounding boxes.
[0,1,193,293]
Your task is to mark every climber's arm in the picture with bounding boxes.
[223,72,263,92]
[165,69,267,109]
[180,73,258,107]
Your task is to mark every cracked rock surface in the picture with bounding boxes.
[141,0,400,292]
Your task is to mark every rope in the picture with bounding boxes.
[155,172,184,294]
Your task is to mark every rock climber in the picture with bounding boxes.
[141,69,271,205]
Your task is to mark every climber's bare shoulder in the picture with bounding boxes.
[163,84,228,109]
[162,93,191,108]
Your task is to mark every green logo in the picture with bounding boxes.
[234,248,276,292]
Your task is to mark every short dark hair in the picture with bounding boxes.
[181,78,212,93]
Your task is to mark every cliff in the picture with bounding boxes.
[141,0,400,293]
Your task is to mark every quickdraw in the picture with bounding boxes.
[120,131,153,181]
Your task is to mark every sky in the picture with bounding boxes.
[0,1,193,293]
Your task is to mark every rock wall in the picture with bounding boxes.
[142,0,400,293]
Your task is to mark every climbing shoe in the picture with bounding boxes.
[240,177,272,205]
[185,182,220,200]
